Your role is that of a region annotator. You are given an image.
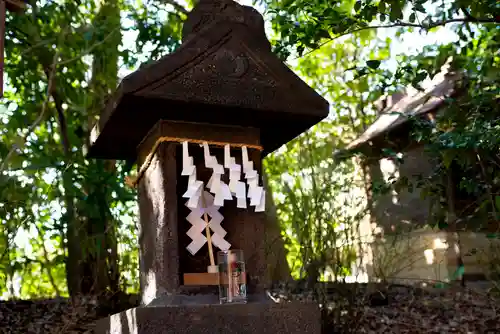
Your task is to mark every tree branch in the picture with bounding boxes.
[476,150,498,220]
[160,0,188,15]
[57,27,121,66]
[296,16,499,60]
[0,46,59,173]
[34,223,61,297]
[460,6,477,21]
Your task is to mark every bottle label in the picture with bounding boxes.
[230,262,246,298]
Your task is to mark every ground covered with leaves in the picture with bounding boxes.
[273,282,500,333]
[0,293,137,334]
[356,286,500,333]
[0,284,499,333]
[0,297,98,333]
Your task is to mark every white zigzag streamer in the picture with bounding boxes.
[181,141,203,209]
[185,191,231,255]
[242,146,265,212]
[203,142,232,207]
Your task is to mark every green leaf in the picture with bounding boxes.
[354,1,362,12]
[415,3,426,13]
[495,196,500,213]
[378,1,387,12]
[297,45,305,56]
[366,60,381,69]
[83,31,93,41]
[389,4,403,21]
[409,13,416,23]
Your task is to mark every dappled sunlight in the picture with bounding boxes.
[423,249,434,265]
[142,270,157,306]
[367,228,450,284]
[433,237,448,250]
[139,156,165,306]
[109,312,122,333]
[109,308,138,334]
[379,157,400,204]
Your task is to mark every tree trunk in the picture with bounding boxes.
[262,172,292,283]
[445,169,465,286]
[66,0,122,298]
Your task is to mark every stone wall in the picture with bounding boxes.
[459,232,500,279]
[362,145,499,283]
[371,146,434,234]
[369,229,449,284]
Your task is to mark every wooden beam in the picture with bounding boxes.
[183,273,219,286]
[183,273,247,286]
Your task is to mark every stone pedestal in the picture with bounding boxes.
[95,301,320,334]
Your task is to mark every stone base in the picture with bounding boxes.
[94,301,320,334]
[145,291,273,307]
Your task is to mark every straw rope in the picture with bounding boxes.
[125,136,263,188]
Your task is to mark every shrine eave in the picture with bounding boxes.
[88,92,328,161]
[5,0,27,12]
[88,22,329,161]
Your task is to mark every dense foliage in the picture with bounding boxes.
[0,0,190,299]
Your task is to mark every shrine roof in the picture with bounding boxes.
[88,0,329,160]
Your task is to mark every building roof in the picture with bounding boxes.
[335,65,461,159]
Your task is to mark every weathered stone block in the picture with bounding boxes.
[94,301,320,334]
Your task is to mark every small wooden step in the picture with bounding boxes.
[183,273,247,286]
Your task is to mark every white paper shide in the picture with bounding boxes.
[242,146,265,212]
[181,141,203,209]
[185,191,230,256]
[182,141,266,255]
